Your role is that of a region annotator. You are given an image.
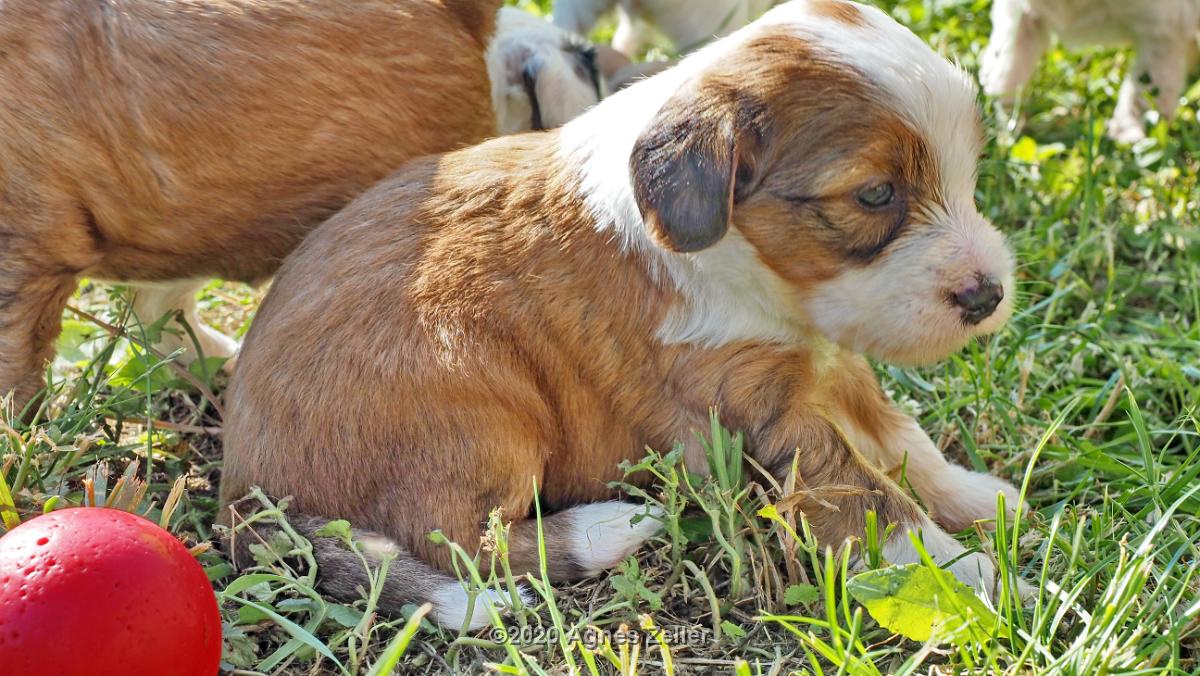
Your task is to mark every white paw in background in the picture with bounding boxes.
[568,501,665,575]
[1107,113,1148,144]
[193,322,241,366]
[979,46,1013,98]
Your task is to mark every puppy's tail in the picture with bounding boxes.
[444,0,505,46]
[226,513,524,631]
[224,501,663,630]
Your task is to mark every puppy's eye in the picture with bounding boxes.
[855,182,895,209]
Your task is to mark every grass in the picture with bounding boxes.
[2,0,1199,673]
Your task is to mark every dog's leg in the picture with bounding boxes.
[0,264,77,413]
[128,280,239,369]
[756,409,998,596]
[854,416,1021,532]
[828,356,1021,532]
[980,0,1049,98]
[1109,36,1195,143]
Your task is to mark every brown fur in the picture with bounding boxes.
[811,0,867,26]
[0,0,500,408]
[220,34,963,588]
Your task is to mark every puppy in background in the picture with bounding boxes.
[0,0,607,411]
[554,0,779,56]
[981,0,1200,142]
[222,0,1023,630]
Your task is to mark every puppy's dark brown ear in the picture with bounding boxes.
[629,83,764,253]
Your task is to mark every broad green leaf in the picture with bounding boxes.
[677,515,714,543]
[784,583,820,606]
[108,348,177,393]
[313,518,353,541]
[204,562,235,581]
[720,621,747,639]
[187,356,229,386]
[327,603,365,628]
[847,564,1004,644]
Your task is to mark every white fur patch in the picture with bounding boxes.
[567,501,664,575]
[1000,0,1200,51]
[430,582,532,631]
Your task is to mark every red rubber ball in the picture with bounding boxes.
[0,507,222,675]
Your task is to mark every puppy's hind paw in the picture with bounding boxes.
[568,501,665,576]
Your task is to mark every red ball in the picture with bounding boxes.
[0,507,222,676]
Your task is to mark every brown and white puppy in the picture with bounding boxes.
[221,0,1021,629]
[0,0,503,410]
[981,0,1200,143]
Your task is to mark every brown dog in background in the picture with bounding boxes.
[0,0,502,411]
[222,0,1024,630]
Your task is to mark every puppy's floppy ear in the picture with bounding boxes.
[629,81,765,253]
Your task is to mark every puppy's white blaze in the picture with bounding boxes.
[882,516,996,599]
[430,583,531,631]
[568,501,664,575]
[656,231,806,346]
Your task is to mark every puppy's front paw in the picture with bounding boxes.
[928,465,1023,532]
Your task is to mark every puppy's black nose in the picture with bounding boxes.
[953,276,1004,324]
